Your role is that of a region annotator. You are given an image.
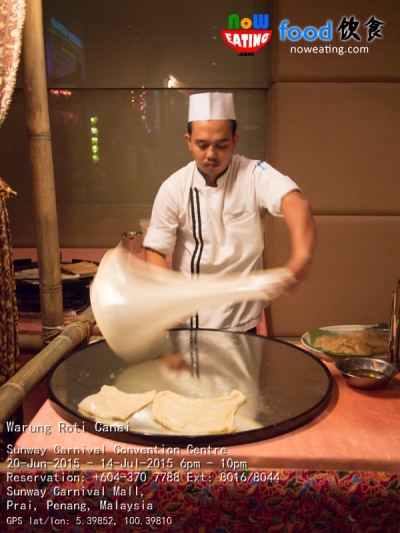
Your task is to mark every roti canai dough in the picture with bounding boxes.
[61,261,98,275]
[152,389,246,434]
[90,243,296,362]
[78,385,156,420]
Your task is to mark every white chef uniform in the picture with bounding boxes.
[143,154,299,331]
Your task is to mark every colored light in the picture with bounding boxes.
[92,145,99,154]
[91,128,98,136]
[91,137,98,145]
[92,154,99,163]
[90,117,98,125]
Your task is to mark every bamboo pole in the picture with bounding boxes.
[0,307,95,426]
[22,0,63,329]
[18,334,46,354]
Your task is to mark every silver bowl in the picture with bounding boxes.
[336,358,398,390]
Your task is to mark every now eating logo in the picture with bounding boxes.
[221,14,272,53]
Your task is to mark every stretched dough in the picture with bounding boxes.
[90,243,296,362]
[152,389,246,435]
[78,385,156,421]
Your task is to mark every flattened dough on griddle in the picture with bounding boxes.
[78,385,156,420]
[152,389,246,435]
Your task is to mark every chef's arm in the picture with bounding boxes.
[280,190,317,283]
[145,248,167,269]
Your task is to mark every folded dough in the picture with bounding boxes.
[62,261,98,275]
[152,389,246,435]
[78,385,156,420]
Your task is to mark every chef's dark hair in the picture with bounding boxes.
[187,120,237,137]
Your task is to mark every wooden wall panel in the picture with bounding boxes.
[265,215,400,336]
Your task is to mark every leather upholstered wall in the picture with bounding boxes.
[265,0,400,336]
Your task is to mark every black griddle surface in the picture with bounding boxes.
[48,329,333,446]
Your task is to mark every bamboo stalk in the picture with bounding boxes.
[0,307,95,426]
[22,0,63,328]
[18,334,46,354]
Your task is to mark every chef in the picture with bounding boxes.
[143,92,316,333]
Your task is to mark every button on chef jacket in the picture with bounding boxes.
[143,155,300,331]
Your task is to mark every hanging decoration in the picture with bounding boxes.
[0,179,20,461]
[0,0,26,127]
[139,85,151,133]
[90,116,99,163]
[0,0,25,461]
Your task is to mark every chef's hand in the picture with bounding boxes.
[284,253,313,294]
[285,253,313,282]
[164,354,191,374]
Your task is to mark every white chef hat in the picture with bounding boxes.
[188,92,236,122]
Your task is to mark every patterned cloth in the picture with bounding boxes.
[0,0,25,460]
[0,0,25,127]
[1,469,399,532]
[0,180,20,461]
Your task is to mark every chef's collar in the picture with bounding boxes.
[196,164,230,188]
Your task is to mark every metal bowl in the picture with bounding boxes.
[336,358,398,390]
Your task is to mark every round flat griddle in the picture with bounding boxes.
[48,329,333,446]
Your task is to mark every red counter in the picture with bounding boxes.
[2,357,400,532]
